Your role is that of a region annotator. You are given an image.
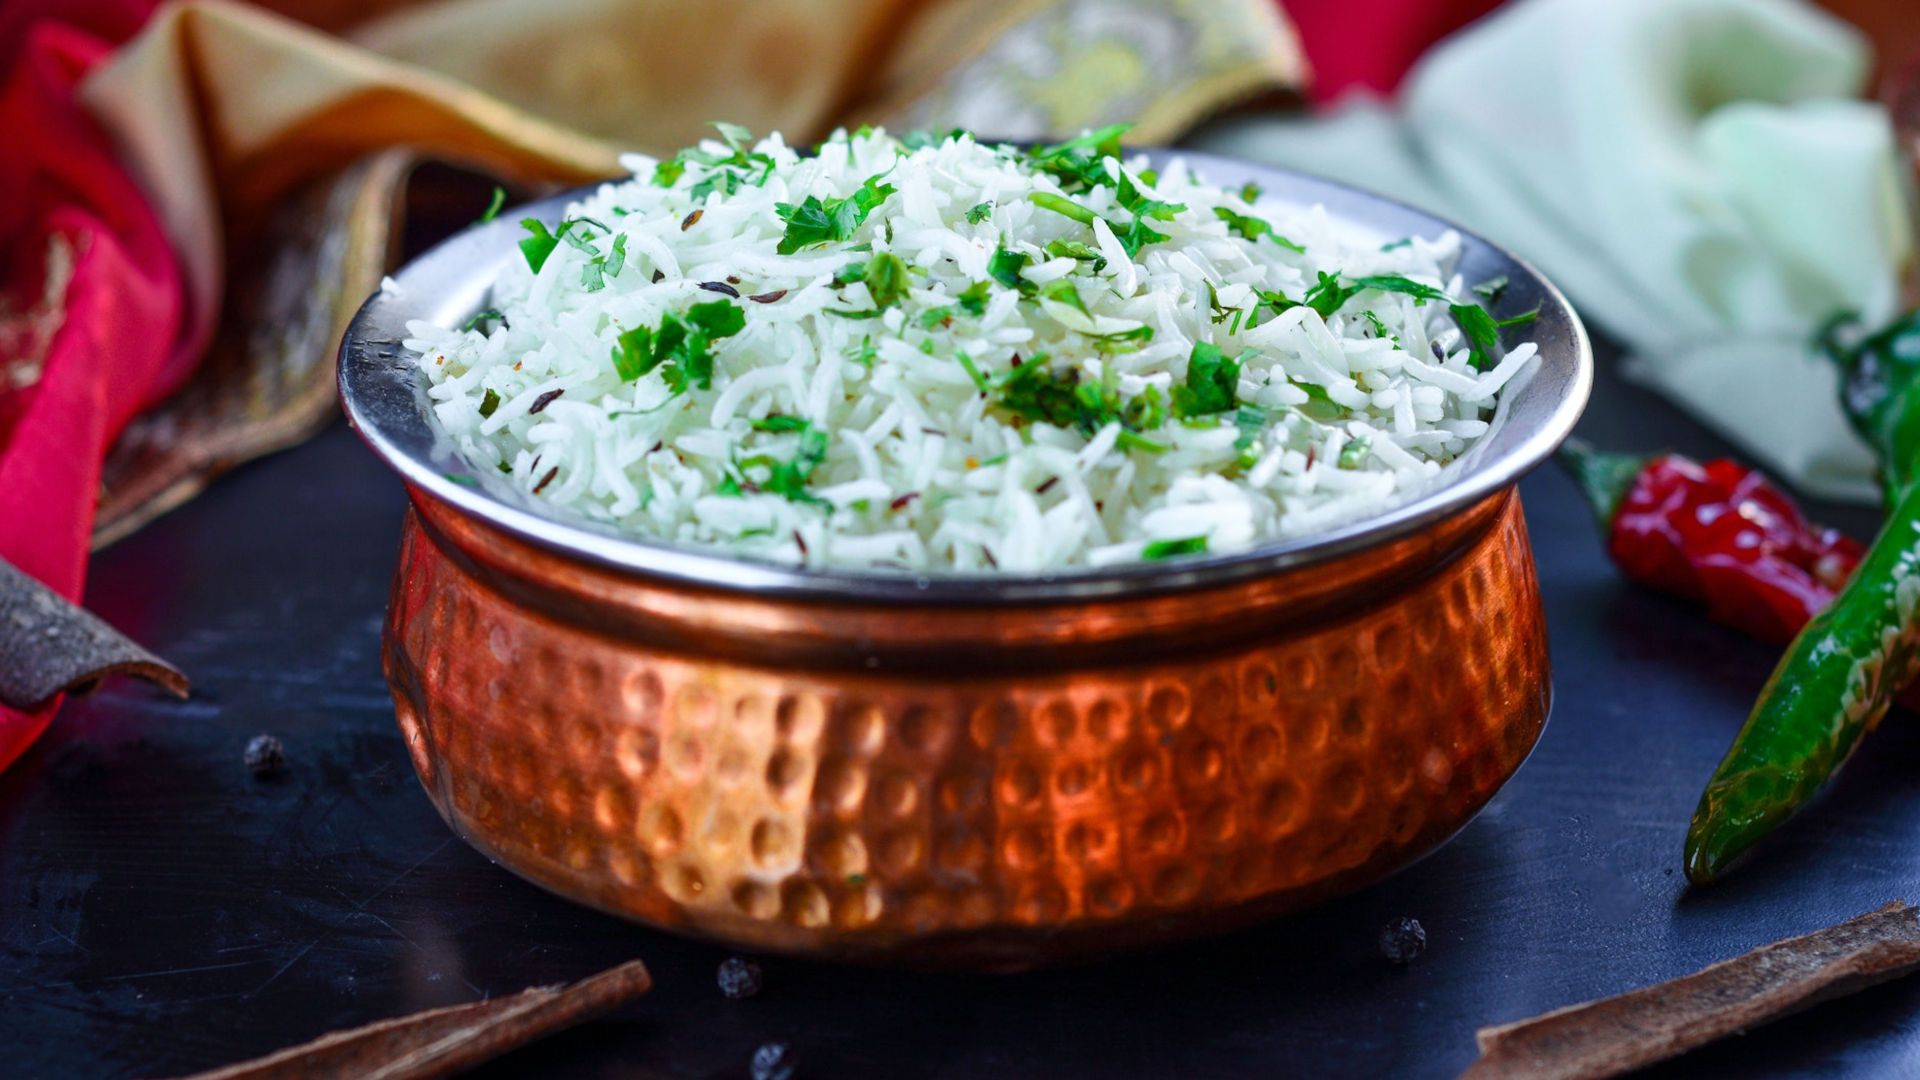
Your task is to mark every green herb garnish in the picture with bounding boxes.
[518,219,559,272]
[1172,342,1242,417]
[479,388,501,418]
[1213,206,1304,252]
[752,415,810,432]
[1028,191,1099,226]
[956,279,992,317]
[478,186,505,225]
[775,174,897,254]
[1143,536,1208,559]
[655,121,776,197]
[987,246,1031,291]
[1025,124,1129,193]
[955,350,990,393]
[1079,324,1154,354]
[864,252,912,308]
[966,201,994,224]
[1037,278,1088,317]
[609,299,745,389]
[747,424,831,505]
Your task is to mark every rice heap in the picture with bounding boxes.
[406,125,1537,572]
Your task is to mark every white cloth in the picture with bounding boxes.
[1194,0,1913,501]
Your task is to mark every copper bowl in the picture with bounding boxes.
[340,151,1592,969]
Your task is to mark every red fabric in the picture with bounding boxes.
[0,0,177,773]
[1286,0,1506,103]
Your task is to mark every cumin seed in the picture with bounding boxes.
[528,389,564,414]
[533,465,560,494]
[749,290,787,303]
[1035,476,1059,495]
[681,209,703,230]
[889,492,920,511]
[699,281,741,297]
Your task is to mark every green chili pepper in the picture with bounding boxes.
[1684,308,1920,882]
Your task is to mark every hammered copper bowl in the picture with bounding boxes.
[340,151,1592,970]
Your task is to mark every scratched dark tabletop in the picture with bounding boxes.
[5,334,1920,1078]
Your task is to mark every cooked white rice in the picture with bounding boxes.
[405,126,1536,572]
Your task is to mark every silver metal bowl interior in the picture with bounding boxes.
[339,148,1592,604]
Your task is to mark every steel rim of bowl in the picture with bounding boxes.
[339,147,1593,604]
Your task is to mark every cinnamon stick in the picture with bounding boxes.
[0,555,188,711]
[172,958,651,1080]
[1463,902,1920,1079]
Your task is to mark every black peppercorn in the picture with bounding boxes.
[750,1040,797,1080]
[718,956,764,1000]
[1379,916,1427,965]
[244,734,287,778]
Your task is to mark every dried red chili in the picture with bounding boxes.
[1561,441,1863,646]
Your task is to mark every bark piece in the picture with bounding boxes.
[173,958,651,1080]
[1463,902,1920,1080]
[0,556,188,711]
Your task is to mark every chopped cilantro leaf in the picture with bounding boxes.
[993,357,1166,440]
[865,252,911,308]
[478,186,505,225]
[1451,302,1504,370]
[1142,536,1207,559]
[846,336,877,367]
[987,246,1031,291]
[1497,305,1540,328]
[478,389,501,418]
[1379,237,1414,252]
[518,219,559,272]
[1172,342,1241,417]
[832,260,868,287]
[1028,191,1098,226]
[712,121,755,151]
[955,350,990,393]
[1025,124,1129,192]
[1473,274,1510,301]
[1043,239,1107,271]
[1115,214,1168,258]
[1079,324,1154,354]
[956,279,992,317]
[1239,181,1263,202]
[608,299,745,388]
[1213,206,1303,252]
[752,415,810,432]
[462,309,505,332]
[775,175,896,254]
[1115,171,1185,221]
[1351,274,1449,304]
[966,201,994,224]
[1037,278,1088,317]
[752,425,831,505]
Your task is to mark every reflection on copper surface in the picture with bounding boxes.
[383,488,1550,970]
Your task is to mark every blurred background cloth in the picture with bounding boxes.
[1200,0,1918,502]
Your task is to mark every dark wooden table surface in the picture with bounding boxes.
[4,343,1919,1078]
